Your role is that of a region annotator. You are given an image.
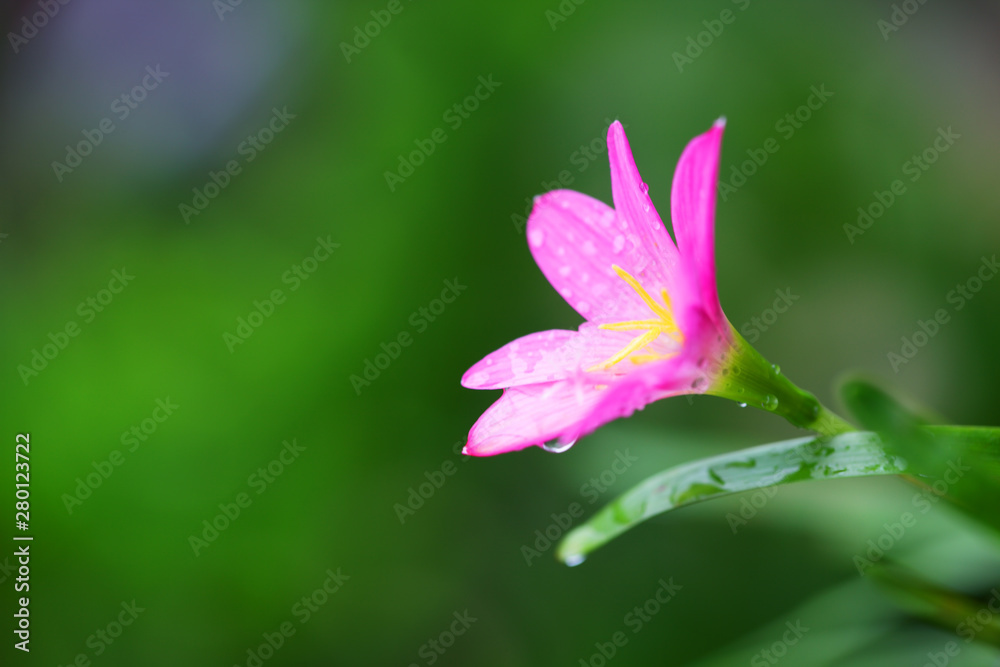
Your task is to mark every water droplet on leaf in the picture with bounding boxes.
[762,394,779,411]
[738,402,747,408]
[564,554,586,567]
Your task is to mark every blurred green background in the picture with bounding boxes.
[2,0,1000,664]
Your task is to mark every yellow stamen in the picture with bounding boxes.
[588,330,660,372]
[610,265,673,323]
[587,265,684,372]
[629,352,677,365]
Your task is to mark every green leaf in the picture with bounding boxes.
[841,377,1000,533]
[839,375,942,432]
[558,426,1000,564]
[870,561,1000,649]
[557,431,908,565]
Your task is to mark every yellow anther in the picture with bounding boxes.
[587,266,684,372]
[611,265,673,323]
[587,330,660,372]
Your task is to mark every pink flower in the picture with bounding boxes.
[461,120,737,456]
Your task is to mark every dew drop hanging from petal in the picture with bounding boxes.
[542,438,576,453]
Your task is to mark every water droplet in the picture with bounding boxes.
[612,235,626,253]
[640,182,649,195]
[762,394,779,411]
[737,387,745,394]
[722,368,730,376]
[543,438,576,453]
[528,229,544,248]
[771,364,781,376]
[738,402,747,408]
[558,265,571,277]
[564,554,586,567]
[690,377,706,390]
[732,366,742,376]
[697,357,706,368]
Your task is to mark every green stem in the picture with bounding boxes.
[708,325,855,437]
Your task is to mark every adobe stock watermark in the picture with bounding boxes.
[57,600,145,665]
[844,126,960,244]
[232,567,349,667]
[717,85,833,202]
[725,443,829,533]
[384,75,501,192]
[738,288,799,344]
[213,0,247,21]
[52,65,169,182]
[394,439,470,524]
[877,0,930,41]
[188,438,305,556]
[577,578,682,666]
[521,449,638,566]
[672,0,752,73]
[222,236,340,352]
[340,0,416,62]
[854,458,969,575]
[545,0,588,31]
[7,0,73,54]
[61,397,179,514]
[511,118,626,234]
[750,620,809,666]
[179,106,296,223]
[956,589,1000,645]
[350,278,466,395]
[17,268,135,386]
[886,255,997,373]
[406,610,478,667]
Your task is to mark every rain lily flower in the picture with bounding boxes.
[461,120,851,456]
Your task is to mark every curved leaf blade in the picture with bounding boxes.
[557,431,909,565]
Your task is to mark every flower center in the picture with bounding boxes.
[588,265,683,372]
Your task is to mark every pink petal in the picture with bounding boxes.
[461,325,652,390]
[607,121,682,297]
[670,119,726,328]
[464,379,607,456]
[526,189,665,322]
[565,353,702,442]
